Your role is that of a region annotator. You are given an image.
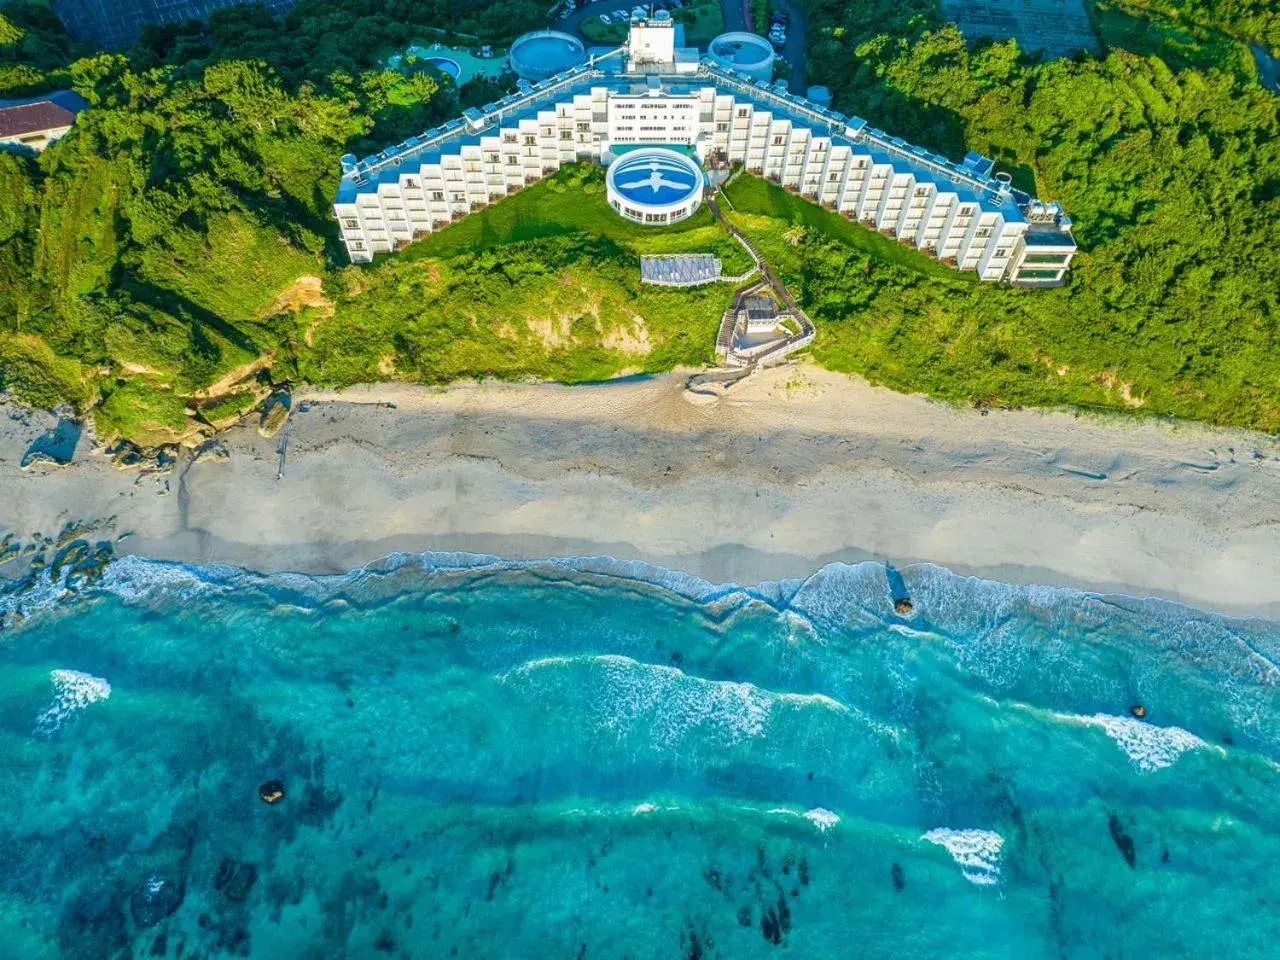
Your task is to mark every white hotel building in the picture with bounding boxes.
[334,17,1076,286]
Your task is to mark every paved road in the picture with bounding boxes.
[552,0,807,90]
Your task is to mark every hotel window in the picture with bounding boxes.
[404,178,418,188]
[974,228,991,238]
[716,122,729,132]
[507,155,518,165]
[560,130,572,140]
[577,122,590,132]
[431,191,444,201]
[995,248,1009,258]
[736,107,749,118]
[351,241,366,251]
[773,135,784,146]
[342,218,358,229]
[504,133,517,143]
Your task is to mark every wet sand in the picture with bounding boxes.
[3,364,1279,618]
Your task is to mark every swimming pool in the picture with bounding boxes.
[509,30,587,81]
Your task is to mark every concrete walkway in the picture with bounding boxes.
[705,187,815,369]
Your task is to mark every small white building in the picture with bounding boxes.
[333,19,1077,286]
[0,91,87,153]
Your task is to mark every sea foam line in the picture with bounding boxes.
[921,828,1004,886]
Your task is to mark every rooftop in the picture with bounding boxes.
[0,91,87,139]
[335,25,1055,231]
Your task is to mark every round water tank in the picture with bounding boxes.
[707,32,775,83]
[806,85,832,107]
[509,30,588,82]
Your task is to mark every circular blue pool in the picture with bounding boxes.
[509,30,587,81]
[606,149,705,225]
[424,56,461,80]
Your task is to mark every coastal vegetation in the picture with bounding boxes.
[0,0,1278,442]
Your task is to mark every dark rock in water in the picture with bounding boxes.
[131,868,186,927]
[150,933,168,956]
[58,889,130,960]
[214,858,259,902]
[891,862,905,891]
[1129,704,1147,720]
[760,906,782,945]
[737,905,752,927]
[259,779,285,804]
[1108,814,1137,868]
[894,597,914,616]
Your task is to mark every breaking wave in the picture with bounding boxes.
[921,828,1004,886]
[34,669,111,736]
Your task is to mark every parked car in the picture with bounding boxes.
[599,12,612,23]
[632,5,648,18]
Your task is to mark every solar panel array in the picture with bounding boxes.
[53,0,296,49]
[640,255,722,287]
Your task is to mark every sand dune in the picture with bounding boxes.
[3,364,1279,618]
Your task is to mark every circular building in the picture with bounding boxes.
[707,32,775,82]
[607,148,704,226]
[509,30,587,82]
[806,85,832,107]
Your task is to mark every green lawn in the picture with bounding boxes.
[399,164,754,274]
[722,174,962,280]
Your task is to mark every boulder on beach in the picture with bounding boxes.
[192,439,230,464]
[258,396,291,438]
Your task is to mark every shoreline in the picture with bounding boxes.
[3,364,1279,619]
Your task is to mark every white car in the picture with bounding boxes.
[632,5,647,17]
[614,9,628,19]
[599,12,612,23]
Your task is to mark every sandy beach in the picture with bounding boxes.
[3,363,1279,618]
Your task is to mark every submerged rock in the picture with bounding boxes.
[894,597,914,616]
[214,858,259,902]
[259,779,285,804]
[1129,704,1147,720]
[131,868,186,927]
[1108,813,1136,868]
[890,862,905,891]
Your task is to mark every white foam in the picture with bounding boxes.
[632,803,657,815]
[35,669,111,735]
[922,828,1004,886]
[1058,712,1216,773]
[803,807,840,832]
[501,653,849,749]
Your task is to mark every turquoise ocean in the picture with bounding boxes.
[2,552,1280,958]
